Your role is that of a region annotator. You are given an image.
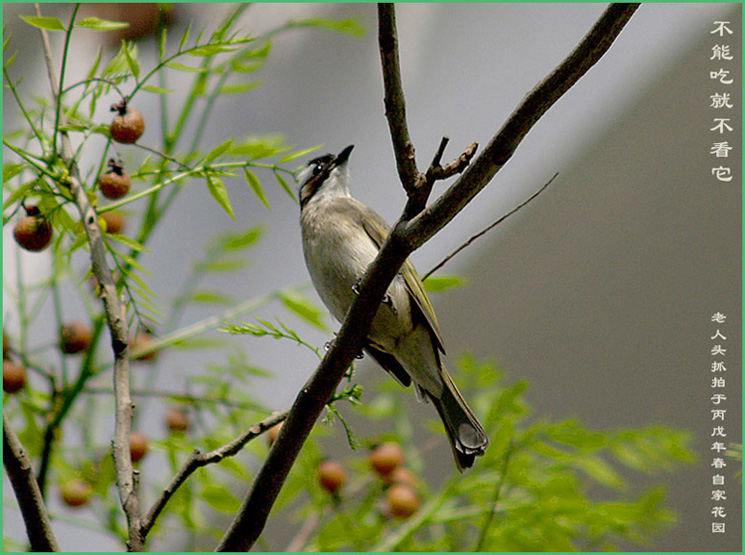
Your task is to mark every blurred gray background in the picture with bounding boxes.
[3,3,741,551]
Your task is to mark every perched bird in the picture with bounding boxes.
[298,145,488,470]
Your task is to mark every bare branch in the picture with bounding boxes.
[34,5,142,550]
[3,414,60,552]
[422,173,558,281]
[140,410,288,538]
[217,3,639,550]
[378,2,418,192]
[405,3,641,249]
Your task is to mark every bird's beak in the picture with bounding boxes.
[335,145,354,167]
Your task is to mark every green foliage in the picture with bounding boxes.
[3,4,367,551]
[266,355,695,552]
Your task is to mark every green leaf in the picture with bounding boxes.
[206,175,235,219]
[178,22,191,51]
[274,172,295,201]
[106,233,148,252]
[166,62,208,73]
[289,18,365,37]
[279,291,326,329]
[19,15,65,32]
[142,85,173,94]
[123,42,140,79]
[244,169,269,209]
[3,180,37,210]
[187,44,238,57]
[76,17,129,31]
[221,227,262,251]
[279,145,323,164]
[86,47,103,80]
[202,484,241,513]
[230,135,287,160]
[190,290,232,304]
[218,81,260,95]
[3,163,24,183]
[204,139,234,164]
[422,275,465,292]
[198,259,247,273]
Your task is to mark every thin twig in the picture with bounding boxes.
[422,173,558,281]
[475,440,514,550]
[3,414,60,552]
[139,410,288,538]
[216,4,639,551]
[34,4,143,551]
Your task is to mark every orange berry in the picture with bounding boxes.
[100,211,126,234]
[110,100,145,144]
[129,431,148,463]
[60,480,92,508]
[14,206,52,252]
[166,409,189,433]
[59,321,92,355]
[98,159,130,200]
[369,442,404,476]
[3,360,26,393]
[386,483,420,518]
[317,460,346,494]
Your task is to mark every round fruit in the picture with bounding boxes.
[166,409,189,433]
[100,210,126,234]
[317,460,346,494]
[13,206,53,252]
[129,431,148,463]
[60,479,92,508]
[98,159,130,200]
[386,483,420,519]
[369,442,404,476]
[59,321,93,355]
[383,466,418,488]
[131,331,157,362]
[3,360,26,393]
[267,422,283,446]
[110,99,145,144]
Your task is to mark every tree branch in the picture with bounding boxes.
[3,414,60,552]
[404,3,640,249]
[377,2,418,192]
[216,3,639,550]
[140,410,288,539]
[34,4,143,551]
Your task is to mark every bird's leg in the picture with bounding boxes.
[352,277,395,314]
[325,333,365,359]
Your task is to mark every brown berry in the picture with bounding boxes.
[14,206,53,252]
[60,479,92,508]
[267,422,283,446]
[166,409,189,433]
[369,443,404,476]
[3,360,26,393]
[110,100,145,144]
[131,330,158,362]
[386,483,420,518]
[383,466,418,488]
[317,460,346,494]
[129,431,148,463]
[59,321,92,355]
[98,159,130,200]
[100,210,126,234]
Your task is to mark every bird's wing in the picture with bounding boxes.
[347,198,446,355]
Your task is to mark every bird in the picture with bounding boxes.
[297,144,488,470]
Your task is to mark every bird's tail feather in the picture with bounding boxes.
[426,368,489,471]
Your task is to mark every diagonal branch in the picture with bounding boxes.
[140,410,288,539]
[3,414,60,552]
[216,3,639,551]
[34,4,142,551]
[404,3,641,248]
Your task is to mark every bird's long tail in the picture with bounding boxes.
[426,368,489,471]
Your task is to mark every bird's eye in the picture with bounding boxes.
[312,163,323,176]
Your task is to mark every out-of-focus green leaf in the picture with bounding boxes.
[422,275,465,292]
[76,17,129,31]
[279,291,326,329]
[202,484,241,513]
[19,15,65,31]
